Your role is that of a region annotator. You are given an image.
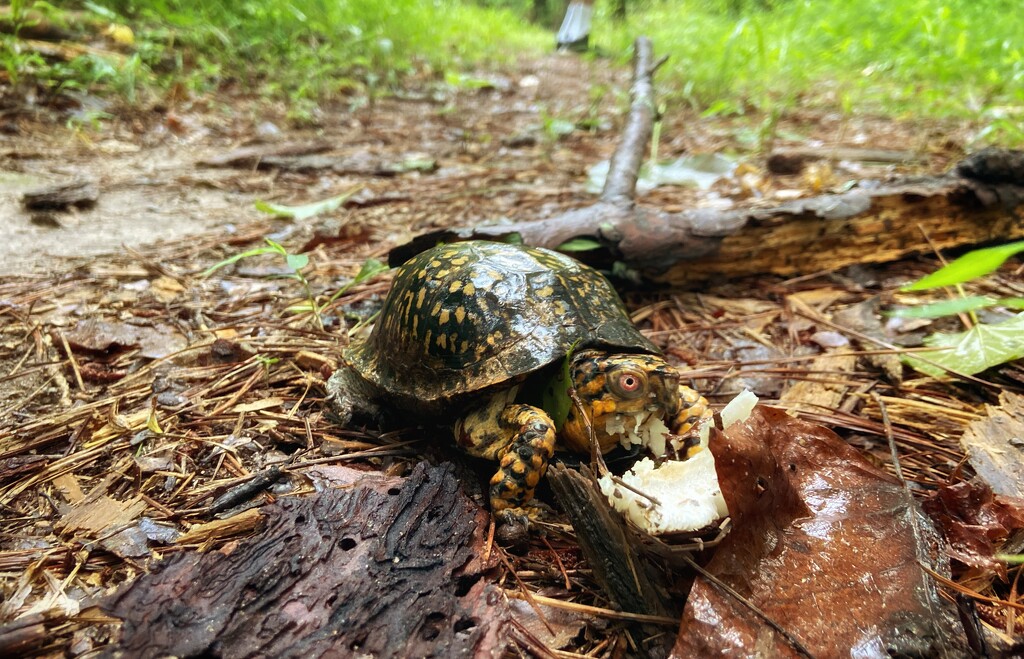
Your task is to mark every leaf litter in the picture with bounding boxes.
[1,56,1024,657]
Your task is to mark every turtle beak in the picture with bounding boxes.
[648,364,681,418]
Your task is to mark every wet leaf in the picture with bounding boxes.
[903,312,1024,377]
[901,240,1024,291]
[922,480,1024,576]
[557,237,602,252]
[675,407,965,657]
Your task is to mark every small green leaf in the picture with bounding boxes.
[545,118,576,137]
[352,258,388,284]
[885,296,997,319]
[326,257,391,305]
[201,245,278,277]
[286,301,316,313]
[1001,297,1024,309]
[997,554,1024,564]
[286,253,309,272]
[254,188,359,221]
[558,237,603,252]
[901,240,1024,291]
[903,312,1024,377]
[262,238,288,256]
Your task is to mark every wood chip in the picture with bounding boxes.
[22,178,99,210]
[960,392,1024,499]
[176,508,264,545]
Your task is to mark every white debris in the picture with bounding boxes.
[699,388,758,446]
[605,411,670,457]
[601,390,759,535]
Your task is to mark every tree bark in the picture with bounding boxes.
[547,463,673,657]
[100,463,507,659]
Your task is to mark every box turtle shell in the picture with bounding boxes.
[344,240,658,413]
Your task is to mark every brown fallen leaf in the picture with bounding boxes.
[507,599,587,651]
[61,319,187,360]
[57,477,147,538]
[922,480,1024,576]
[674,406,966,657]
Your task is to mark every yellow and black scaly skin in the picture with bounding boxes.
[454,389,557,512]
[560,350,712,455]
[328,240,711,514]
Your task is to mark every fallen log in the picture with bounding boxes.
[389,36,1024,283]
[100,463,507,658]
[546,464,674,657]
[765,146,925,174]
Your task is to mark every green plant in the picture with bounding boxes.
[202,237,388,331]
[254,189,359,221]
[596,0,1024,126]
[889,241,1024,377]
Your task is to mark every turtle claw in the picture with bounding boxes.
[494,506,534,549]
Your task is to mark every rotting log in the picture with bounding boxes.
[100,463,507,659]
[654,167,1024,285]
[547,463,674,658]
[389,35,1024,283]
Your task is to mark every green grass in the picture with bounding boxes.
[3,0,548,114]
[5,0,1024,142]
[596,0,1024,131]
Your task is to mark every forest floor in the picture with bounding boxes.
[2,49,1022,657]
[2,52,970,276]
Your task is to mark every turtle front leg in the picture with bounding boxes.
[672,385,713,457]
[455,392,557,512]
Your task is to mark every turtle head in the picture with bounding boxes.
[560,350,683,455]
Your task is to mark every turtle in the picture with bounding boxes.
[326,240,711,515]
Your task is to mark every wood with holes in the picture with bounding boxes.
[101,463,507,658]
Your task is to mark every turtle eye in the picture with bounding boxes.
[610,370,646,399]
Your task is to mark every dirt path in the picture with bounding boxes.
[1,54,631,276]
[2,49,962,278]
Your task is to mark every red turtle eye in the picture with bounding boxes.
[610,371,646,399]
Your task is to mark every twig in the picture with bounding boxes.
[56,332,84,391]
[504,591,678,626]
[601,36,657,205]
